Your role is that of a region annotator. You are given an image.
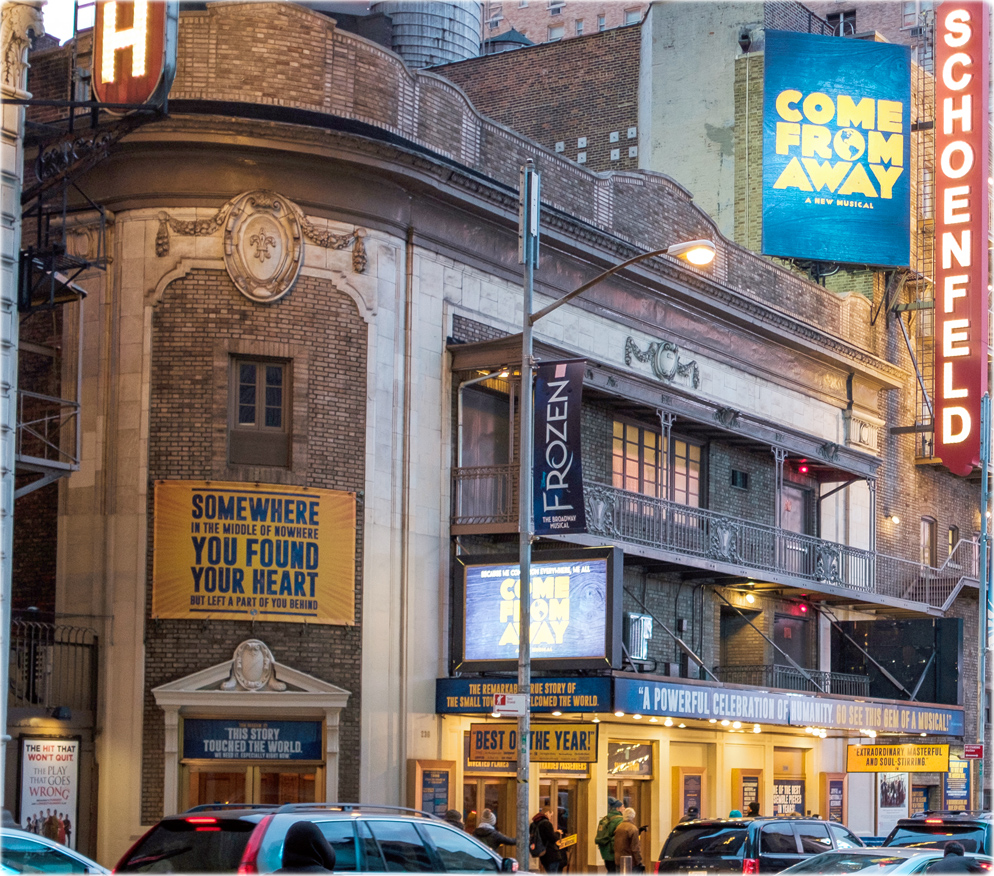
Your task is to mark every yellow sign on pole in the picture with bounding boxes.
[846,744,949,773]
[152,480,356,625]
[469,723,598,763]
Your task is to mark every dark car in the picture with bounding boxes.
[114,803,518,873]
[655,816,865,874]
[883,811,993,856]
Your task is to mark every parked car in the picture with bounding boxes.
[883,812,993,856]
[655,815,865,874]
[1,827,110,873]
[778,847,992,875]
[113,803,518,873]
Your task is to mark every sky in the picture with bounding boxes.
[41,0,93,43]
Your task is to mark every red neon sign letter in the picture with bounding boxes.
[933,1,990,476]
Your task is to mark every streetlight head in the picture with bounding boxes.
[666,239,716,266]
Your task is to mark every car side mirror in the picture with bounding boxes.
[501,857,517,872]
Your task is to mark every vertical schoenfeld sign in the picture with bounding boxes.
[533,359,586,535]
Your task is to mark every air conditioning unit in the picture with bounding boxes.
[624,612,653,662]
[910,25,926,37]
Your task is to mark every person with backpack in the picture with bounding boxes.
[595,797,625,872]
[530,808,562,873]
[473,808,515,851]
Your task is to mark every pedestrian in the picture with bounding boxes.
[678,806,700,823]
[746,801,760,817]
[530,807,562,873]
[443,809,465,831]
[595,797,625,872]
[473,808,515,850]
[276,821,336,873]
[613,807,644,873]
[927,841,985,873]
[729,810,743,818]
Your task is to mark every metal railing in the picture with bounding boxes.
[8,621,98,712]
[715,664,871,696]
[16,390,81,470]
[452,469,982,611]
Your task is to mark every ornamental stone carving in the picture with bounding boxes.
[625,337,700,389]
[221,639,286,692]
[155,191,368,299]
[1,1,43,93]
[223,191,303,303]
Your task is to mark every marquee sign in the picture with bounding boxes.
[762,30,911,266]
[933,1,990,475]
[454,548,622,671]
[92,0,177,106]
[469,722,598,763]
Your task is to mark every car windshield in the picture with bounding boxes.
[887,828,987,854]
[784,852,922,873]
[661,825,748,859]
[116,819,258,872]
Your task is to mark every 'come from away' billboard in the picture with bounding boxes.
[763,30,911,267]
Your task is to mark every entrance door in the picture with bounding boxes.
[187,765,318,807]
[539,779,579,871]
[607,778,652,868]
[463,777,514,835]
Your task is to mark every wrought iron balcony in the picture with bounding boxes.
[451,467,980,613]
[7,621,98,713]
[715,664,871,697]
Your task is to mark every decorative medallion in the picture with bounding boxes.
[625,337,700,388]
[221,639,286,692]
[223,191,303,303]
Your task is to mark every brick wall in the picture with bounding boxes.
[140,269,366,821]
[438,26,642,173]
[484,1,647,46]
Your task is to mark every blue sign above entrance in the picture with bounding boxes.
[436,677,611,714]
[184,719,322,760]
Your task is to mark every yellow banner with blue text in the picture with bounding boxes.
[152,480,355,625]
[469,723,598,763]
[846,744,949,773]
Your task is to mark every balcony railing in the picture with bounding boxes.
[715,664,871,696]
[8,621,98,712]
[16,390,81,470]
[452,468,981,611]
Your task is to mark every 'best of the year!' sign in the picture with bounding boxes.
[153,481,356,624]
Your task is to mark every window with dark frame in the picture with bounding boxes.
[229,358,290,467]
[612,419,703,507]
[920,516,936,568]
[827,9,856,34]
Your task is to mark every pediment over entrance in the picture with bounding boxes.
[153,638,350,715]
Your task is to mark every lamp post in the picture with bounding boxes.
[514,160,715,870]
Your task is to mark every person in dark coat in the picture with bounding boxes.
[443,809,466,831]
[473,808,515,850]
[531,808,562,873]
[678,806,700,823]
[746,801,760,817]
[927,842,985,873]
[277,821,336,873]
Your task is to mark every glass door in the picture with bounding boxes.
[539,779,579,871]
[186,765,319,808]
[462,777,514,836]
[607,778,652,870]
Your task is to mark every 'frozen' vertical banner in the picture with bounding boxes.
[19,738,79,849]
[533,359,586,536]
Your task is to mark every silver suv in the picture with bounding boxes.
[115,803,518,873]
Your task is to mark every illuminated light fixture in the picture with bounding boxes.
[745,593,756,604]
[889,513,901,524]
[592,717,600,723]
[650,716,658,723]
[798,458,809,474]
[921,732,927,737]
[753,724,761,733]
[552,710,562,717]
[678,723,686,728]
[709,718,717,724]
[720,719,730,727]
[732,721,742,729]
[805,727,814,734]
[666,239,716,266]
[664,717,674,727]
[492,711,501,718]
[799,603,808,613]
[497,367,511,379]
[615,711,625,718]
[633,714,643,720]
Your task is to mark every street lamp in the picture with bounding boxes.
[514,160,715,870]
